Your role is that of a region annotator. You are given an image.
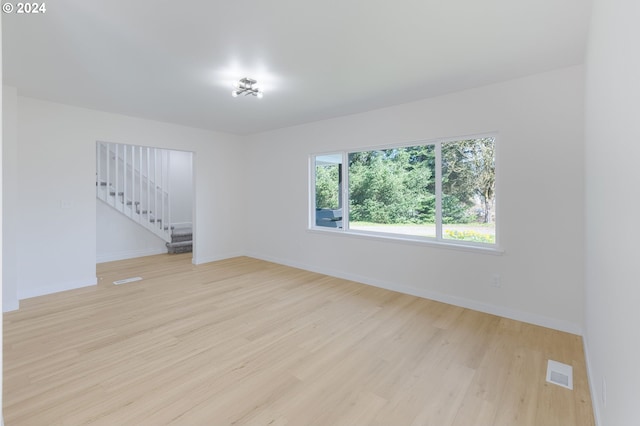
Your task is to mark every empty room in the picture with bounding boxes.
[2,0,638,425]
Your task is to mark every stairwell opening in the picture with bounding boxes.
[96,142,194,263]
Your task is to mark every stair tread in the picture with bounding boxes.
[172,226,192,233]
[166,241,192,248]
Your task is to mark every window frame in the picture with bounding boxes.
[309,133,501,253]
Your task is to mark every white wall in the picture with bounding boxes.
[168,149,193,226]
[96,200,167,262]
[584,0,640,424]
[11,95,244,299]
[245,66,585,334]
[3,86,18,311]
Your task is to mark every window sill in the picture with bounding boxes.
[307,227,504,255]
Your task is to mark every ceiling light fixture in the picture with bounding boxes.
[231,77,263,98]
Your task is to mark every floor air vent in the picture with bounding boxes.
[113,277,143,285]
[546,360,573,390]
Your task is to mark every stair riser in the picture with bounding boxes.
[171,235,192,243]
[167,244,192,254]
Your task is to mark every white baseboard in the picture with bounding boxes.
[245,251,583,336]
[583,337,602,426]
[97,248,167,264]
[192,252,244,265]
[18,276,97,300]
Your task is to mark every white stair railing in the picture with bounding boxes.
[96,142,172,242]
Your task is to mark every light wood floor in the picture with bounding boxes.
[4,254,594,425]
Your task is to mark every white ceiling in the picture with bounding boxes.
[2,0,592,135]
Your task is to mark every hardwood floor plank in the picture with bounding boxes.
[3,254,594,425]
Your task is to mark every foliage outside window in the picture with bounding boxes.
[312,136,496,246]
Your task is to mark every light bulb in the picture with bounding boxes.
[231,90,238,98]
[256,91,263,99]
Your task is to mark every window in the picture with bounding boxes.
[311,136,496,247]
[314,154,343,229]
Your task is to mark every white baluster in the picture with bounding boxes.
[114,144,120,210]
[167,150,171,234]
[139,146,143,223]
[147,147,151,226]
[96,143,102,198]
[106,143,111,203]
[149,148,158,226]
[130,145,135,218]
[123,144,128,216]
[161,150,165,231]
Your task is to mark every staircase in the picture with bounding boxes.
[96,142,192,254]
[166,226,193,253]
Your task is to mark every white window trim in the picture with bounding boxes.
[309,133,501,253]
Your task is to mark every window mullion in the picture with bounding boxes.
[342,151,349,231]
[435,142,442,241]
[309,155,317,228]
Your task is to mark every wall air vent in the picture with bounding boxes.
[113,277,143,285]
[546,359,573,390]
